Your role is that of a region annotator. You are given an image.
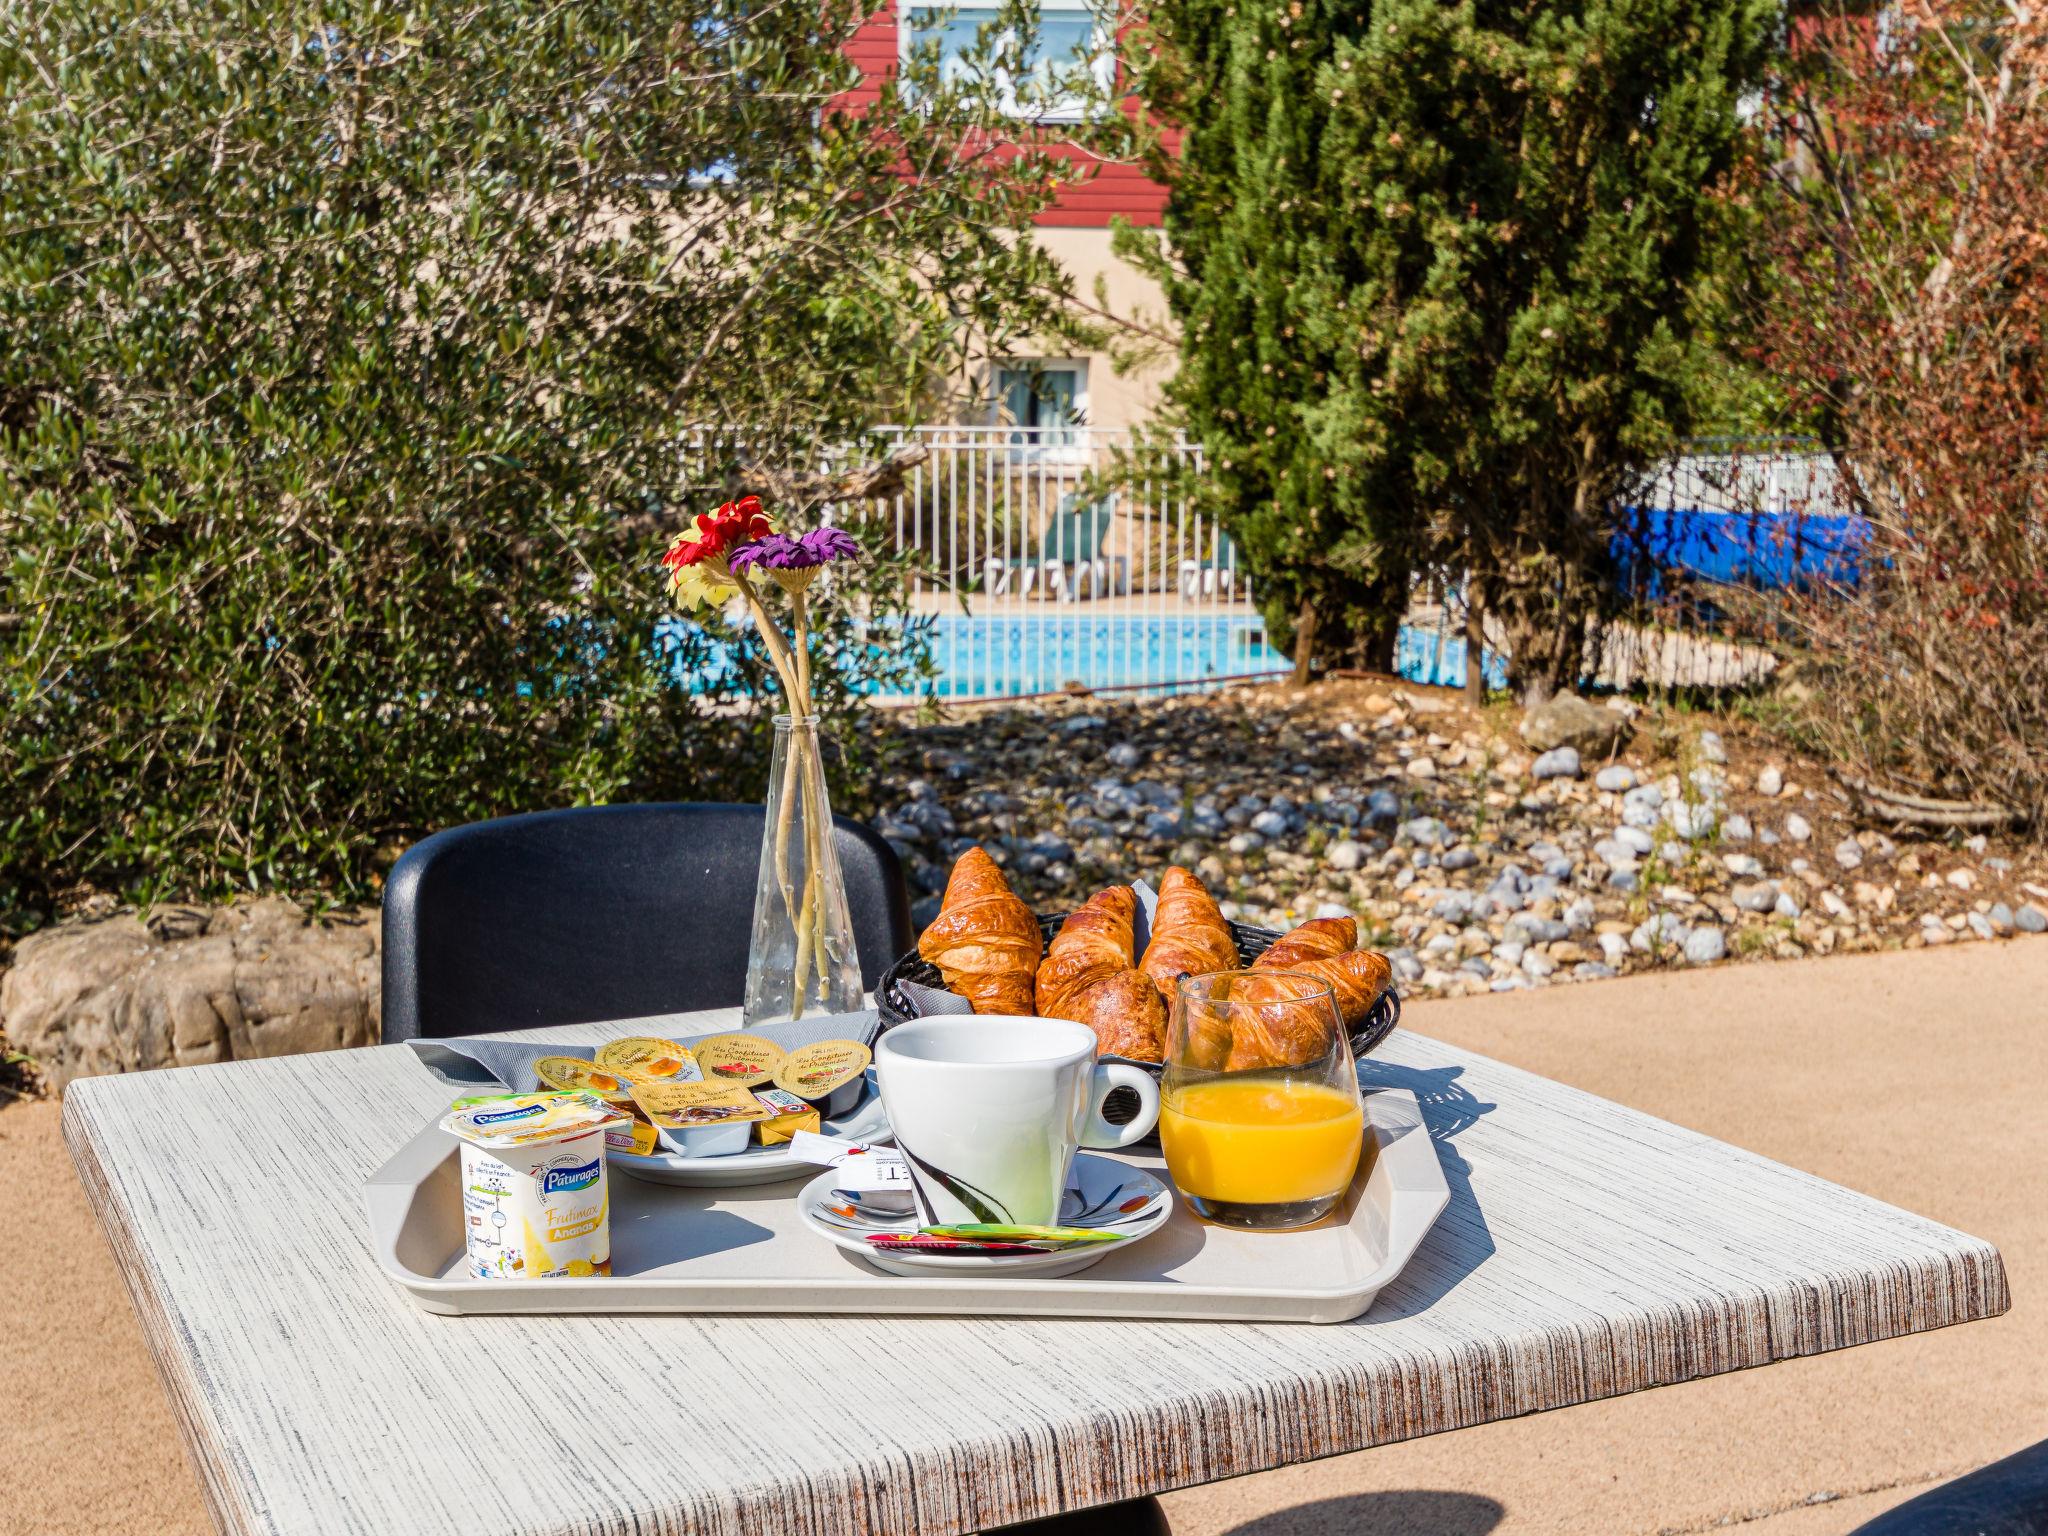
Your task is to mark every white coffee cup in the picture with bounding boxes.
[875,1017,1160,1228]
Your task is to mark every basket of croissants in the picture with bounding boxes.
[877,847,1400,1076]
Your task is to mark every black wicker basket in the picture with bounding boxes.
[876,911,1401,1084]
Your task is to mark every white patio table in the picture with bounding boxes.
[64,1009,2007,1536]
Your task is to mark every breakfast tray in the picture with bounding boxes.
[365,1088,1450,1324]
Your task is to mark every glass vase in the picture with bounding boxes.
[743,714,865,1025]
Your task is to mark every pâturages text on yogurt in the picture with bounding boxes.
[440,1092,626,1280]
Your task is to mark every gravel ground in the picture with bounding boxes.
[873,678,2048,997]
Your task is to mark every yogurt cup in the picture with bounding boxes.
[441,1093,622,1280]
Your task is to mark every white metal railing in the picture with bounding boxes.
[679,427,1845,700]
[845,425,1283,700]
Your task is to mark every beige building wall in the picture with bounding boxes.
[971,226,1178,433]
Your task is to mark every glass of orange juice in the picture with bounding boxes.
[1159,970,1364,1230]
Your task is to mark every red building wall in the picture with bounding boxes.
[841,5,1171,228]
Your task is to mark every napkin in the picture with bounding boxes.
[406,1009,882,1093]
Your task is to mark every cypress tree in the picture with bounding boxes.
[1122,0,1774,698]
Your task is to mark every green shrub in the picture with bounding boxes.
[0,0,1099,926]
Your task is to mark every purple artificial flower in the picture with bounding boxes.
[728,525,861,573]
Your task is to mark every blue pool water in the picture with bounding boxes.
[921,613,1286,697]
[918,613,1508,697]
[669,613,1505,700]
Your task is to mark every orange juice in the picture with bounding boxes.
[1160,1078,1365,1209]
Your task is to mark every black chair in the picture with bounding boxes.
[1849,1437,2048,1534]
[381,803,912,1042]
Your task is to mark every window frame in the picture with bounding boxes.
[990,356,1092,460]
[897,0,1117,125]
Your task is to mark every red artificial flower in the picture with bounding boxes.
[661,496,773,570]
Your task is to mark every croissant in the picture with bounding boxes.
[917,847,1042,1015]
[1255,916,1357,969]
[1138,866,1237,1001]
[1229,921,1394,1070]
[1036,885,1167,1061]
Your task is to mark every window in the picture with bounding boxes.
[994,360,1088,450]
[901,0,1113,122]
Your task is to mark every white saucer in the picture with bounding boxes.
[798,1153,1173,1277]
[609,1076,890,1188]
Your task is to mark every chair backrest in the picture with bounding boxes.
[380,803,912,1042]
[1045,493,1115,562]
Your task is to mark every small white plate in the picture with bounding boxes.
[798,1153,1173,1278]
[609,1075,891,1188]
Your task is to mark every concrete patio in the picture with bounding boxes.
[3,939,2038,1536]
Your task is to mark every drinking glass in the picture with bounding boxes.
[1158,970,1365,1230]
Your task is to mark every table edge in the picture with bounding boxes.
[703,1235,2011,1533]
[63,1082,259,1536]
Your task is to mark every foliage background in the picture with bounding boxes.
[0,0,1106,927]
[1749,1,2048,825]
[1117,0,1775,700]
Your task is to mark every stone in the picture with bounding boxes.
[1720,813,1754,843]
[1732,882,1779,914]
[1315,902,1353,921]
[1946,868,1977,891]
[1,898,380,1092]
[1249,810,1290,838]
[1226,832,1263,855]
[1106,742,1142,770]
[1366,789,1401,823]
[1623,783,1666,811]
[1724,853,1765,879]
[1784,813,1813,843]
[1664,802,1717,841]
[1683,926,1728,964]
[1989,902,2016,932]
[2019,905,2048,934]
[1598,932,1630,966]
[1593,838,1636,871]
[1756,765,1784,798]
[1521,948,1558,979]
[1531,746,1582,780]
[1774,891,1804,920]
[1327,840,1366,872]
[1594,765,1637,793]
[1697,730,1729,765]
[1621,799,1661,831]
[1362,692,1395,714]
[1614,825,1655,856]
[1967,912,1996,941]
[1441,846,1480,872]
[1520,692,1631,757]
[1399,816,1448,847]
[1406,756,1438,780]
[1834,838,1864,871]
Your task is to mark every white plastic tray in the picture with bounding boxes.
[365,1088,1450,1324]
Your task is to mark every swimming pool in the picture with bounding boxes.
[669,611,1504,699]
[917,613,1288,698]
[904,613,1506,697]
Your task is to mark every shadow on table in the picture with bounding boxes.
[1220,1490,1505,1536]
[1356,1060,1497,1321]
